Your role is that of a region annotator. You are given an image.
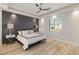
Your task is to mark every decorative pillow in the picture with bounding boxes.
[26,30,30,34]
[25,30,34,34]
[18,30,34,35]
[22,31,27,36]
[30,30,34,34]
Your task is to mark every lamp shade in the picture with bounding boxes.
[7,24,14,29]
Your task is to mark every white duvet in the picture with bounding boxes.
[16,33,45,50]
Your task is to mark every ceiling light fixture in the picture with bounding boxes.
[11,14,16,18]
[53,15,57,19]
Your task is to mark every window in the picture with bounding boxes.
[49,15,62,32]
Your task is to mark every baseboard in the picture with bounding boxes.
[47,36,79,46]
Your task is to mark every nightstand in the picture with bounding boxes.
[6,35,16,44]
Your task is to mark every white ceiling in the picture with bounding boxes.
[8,3,73,17]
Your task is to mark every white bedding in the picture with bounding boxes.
[23,33,41,38]
[16,32,46,50]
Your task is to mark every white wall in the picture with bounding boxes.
[39,5,79,44]
[0,8,2,45]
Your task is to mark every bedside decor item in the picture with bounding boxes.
[6,34,16,44]
[7,23,14,35]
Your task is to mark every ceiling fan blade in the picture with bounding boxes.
[39,7,42,10]
[37,10,41,13]
[43,8,51,10]
[35,4,39,7]
[40,3,42,5]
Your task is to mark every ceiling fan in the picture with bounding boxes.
[35,3,51,13]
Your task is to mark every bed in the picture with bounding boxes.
[16,30,46,50]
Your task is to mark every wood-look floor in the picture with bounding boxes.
[0,38,79,55]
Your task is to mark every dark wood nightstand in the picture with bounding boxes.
[6,35,16,44]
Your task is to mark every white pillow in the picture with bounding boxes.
[18,31,22,35]
[26,30,30,34]
[22,31,26,36]
[30,30,34,33]
[18,30,34,35]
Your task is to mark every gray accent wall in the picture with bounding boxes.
[2,11,39,43]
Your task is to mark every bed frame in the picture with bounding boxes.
[16,34,46,50]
